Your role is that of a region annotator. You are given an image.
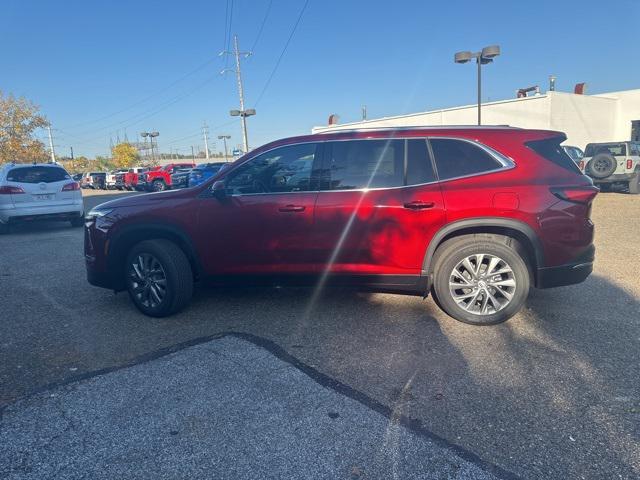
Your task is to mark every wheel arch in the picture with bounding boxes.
[107,223,203,290]
[422,218,543,280]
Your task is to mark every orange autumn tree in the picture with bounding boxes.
[0,91,49,164]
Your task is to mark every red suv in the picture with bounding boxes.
[85,127,597,325]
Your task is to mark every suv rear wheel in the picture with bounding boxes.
[432,234,530,325]
[125,239,193,317]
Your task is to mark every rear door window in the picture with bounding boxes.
[430,139,503,180]
[7,166,70,183]
[324,139,404,190]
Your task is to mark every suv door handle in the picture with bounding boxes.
[278,204,306,212]
[403,201,435,210]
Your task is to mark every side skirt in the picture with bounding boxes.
[202,273,429,297]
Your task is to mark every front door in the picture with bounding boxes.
[197,142,322,274]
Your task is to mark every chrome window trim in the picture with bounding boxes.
[221,136,515,196]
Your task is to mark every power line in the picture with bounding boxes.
[253,0,309,107]
[250,0,273,52]
[61,58,216,130]
[70,75,218,140]
[224,0,235,69]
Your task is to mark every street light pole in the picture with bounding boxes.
[477,56,482,125]
[218,135,230,162]
[454,45,501,125]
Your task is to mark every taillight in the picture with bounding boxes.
[62,182,80,191]
[578,161,585,170]
[0,185,25,194]
[551,186,599,204]
[626,159,633,170]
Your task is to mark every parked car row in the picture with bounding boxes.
[74,162,232,193]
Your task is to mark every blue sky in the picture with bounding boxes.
[2,0,639,157]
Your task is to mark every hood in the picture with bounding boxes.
[93,189,189,210]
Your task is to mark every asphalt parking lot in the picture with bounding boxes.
[1,189,639,479]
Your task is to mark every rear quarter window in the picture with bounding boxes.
[526,138,581,173]
[430,138,503,180]
[7,166,70,183]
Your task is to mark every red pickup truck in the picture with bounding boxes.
[139,163,195,192]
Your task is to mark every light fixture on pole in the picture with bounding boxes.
[454,45,501,125]
[143,131,159,163]
[229,109,255,154]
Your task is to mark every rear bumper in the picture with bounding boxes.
[536,245,595,288]
[593,173,636,184]
[0,203,83,224]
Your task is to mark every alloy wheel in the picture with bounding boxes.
[449,253,516,315]
[128,253,167,309]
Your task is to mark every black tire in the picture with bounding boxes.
[431,234,530,326]
[586,153,617,179]
[628,171,640,194]
[152,180,166,192]
[125,239,193,317]
[70,214,84,228]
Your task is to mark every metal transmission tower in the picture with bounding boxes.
[47,125,56,162]
[220,35,255,153]
[202,123,211,160]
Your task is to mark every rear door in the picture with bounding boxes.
[6,166,76,208]
[311,138,446,275]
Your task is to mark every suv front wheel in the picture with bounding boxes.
[152,179,166,192]
[125,239,193,317]
[432,234,530,325]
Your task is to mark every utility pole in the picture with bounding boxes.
[47,125,56,163]
[70,146,74,171]
[191,146,195,161]
[202,123,210,160]
[221,35,255,153]
[233,35,248,152]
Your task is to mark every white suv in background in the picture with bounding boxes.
[581,141,640,194]
[0,163,84,233]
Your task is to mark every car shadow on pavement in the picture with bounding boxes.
[1,257,637,478]
[184,274,640,479]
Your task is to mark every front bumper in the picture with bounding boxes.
[536,245,595,288]
[86,263,119,290]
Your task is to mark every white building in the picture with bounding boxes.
[312,89,640,149]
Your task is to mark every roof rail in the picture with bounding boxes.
[314,125,518,134]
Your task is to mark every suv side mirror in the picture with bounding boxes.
[211,180,227,200]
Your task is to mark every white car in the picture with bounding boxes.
[0,163,84,233]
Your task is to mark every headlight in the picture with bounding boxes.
[86,208,114,220]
